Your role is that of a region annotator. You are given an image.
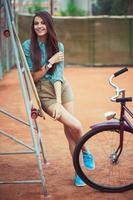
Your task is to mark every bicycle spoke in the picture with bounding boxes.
[73,126,133,192]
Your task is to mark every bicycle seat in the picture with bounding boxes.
[104,111,116,120]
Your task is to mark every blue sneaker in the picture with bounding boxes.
[74,175,86,187]
[83,151,95,170]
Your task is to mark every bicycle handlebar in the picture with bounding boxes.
[113,67,128,77]
[116,97,132,103]
[109,67,132,102]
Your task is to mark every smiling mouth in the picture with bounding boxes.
[37,29,46,32]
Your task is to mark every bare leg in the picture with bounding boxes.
[63,101,81,156]
[64,125,75,156]
[46,101,87,156]
[45,101,94,186]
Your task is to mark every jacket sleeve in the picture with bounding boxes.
[50,43,64,85]
[22,40,33,71]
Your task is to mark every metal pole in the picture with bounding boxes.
[50,0,53,15]
[2,0,48,196]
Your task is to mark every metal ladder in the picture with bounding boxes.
[0,0,48,196]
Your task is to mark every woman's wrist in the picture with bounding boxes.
[48,59,54,65]
[41,65,46,72]
[41,62,53,71]
[47,62,53,69]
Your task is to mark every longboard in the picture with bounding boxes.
[12,22,45,119]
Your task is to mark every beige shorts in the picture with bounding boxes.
[35,79,74,110]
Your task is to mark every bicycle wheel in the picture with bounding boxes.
[73,125,133,192]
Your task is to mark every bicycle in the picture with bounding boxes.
[73,67,133,193]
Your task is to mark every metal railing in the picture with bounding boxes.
[0,0,15,79]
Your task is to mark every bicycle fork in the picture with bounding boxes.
[112,102,125,164]
[112,129,124,164]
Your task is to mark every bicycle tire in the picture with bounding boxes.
[73,125,133,192]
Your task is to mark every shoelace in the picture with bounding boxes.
[83,153,93,160]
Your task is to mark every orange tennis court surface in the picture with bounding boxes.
[0,67,133,200]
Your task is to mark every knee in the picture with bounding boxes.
[64,122,82,135]
[73,121,82,134]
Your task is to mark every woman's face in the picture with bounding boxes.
[34,16,47,37]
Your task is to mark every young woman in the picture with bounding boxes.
[22,11,95,187]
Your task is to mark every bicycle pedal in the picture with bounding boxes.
[104,111,116,120]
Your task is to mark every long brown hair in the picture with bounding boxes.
[30,11,59,73]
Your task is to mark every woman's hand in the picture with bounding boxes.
[52,102,62,120]
[48,51,64,65]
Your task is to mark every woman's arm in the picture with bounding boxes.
[50,43,64,120]
[22,40,63,82]
[54,81,62,104]
[32,65,48,82]
[32,51,64,82]
[52,81,62,120]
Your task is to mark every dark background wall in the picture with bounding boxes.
[17,14,133,66]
